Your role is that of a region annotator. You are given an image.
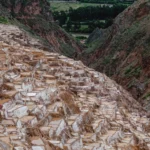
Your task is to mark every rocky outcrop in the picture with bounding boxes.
[0,0,53,19]
[83,0,150,109]
[0,40,150,149]
[0,0,82,56]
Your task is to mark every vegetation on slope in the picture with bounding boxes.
[0,17,9,24]
[82,0,150,109]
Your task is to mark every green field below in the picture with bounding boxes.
[50,2,112,12]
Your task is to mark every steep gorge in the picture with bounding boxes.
[83,0,150,110]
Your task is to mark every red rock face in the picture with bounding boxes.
[8,0,53,20]
[0,0,82,56]
[24,2,42,15]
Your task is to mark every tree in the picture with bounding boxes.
[66,20,72,31]
[59,11,67,26]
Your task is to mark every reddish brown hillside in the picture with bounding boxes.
[84,0,150,109]
[0,0,82,56]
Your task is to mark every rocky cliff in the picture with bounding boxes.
[83,0,150,110]
[0,0,82,56]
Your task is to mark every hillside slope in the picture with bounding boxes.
[83,0,150,109]
[0,0,82,57]
[0,40,150,149]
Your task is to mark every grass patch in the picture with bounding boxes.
[50,2,111,12]
[0,16,9,24]
[75,35,87,43]
[143,93,150,99]
[102,56,111,65]
[124,66,142,78]
[60,42,76,57]
[76,36,87,40]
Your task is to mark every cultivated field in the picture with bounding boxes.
[50,2,112,11]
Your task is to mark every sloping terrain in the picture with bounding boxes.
[0,0,82,56]
[0,35,150,149]
[83,0,150,109]
[0,24,48,49]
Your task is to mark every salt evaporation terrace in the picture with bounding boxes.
[0,41,150,150]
